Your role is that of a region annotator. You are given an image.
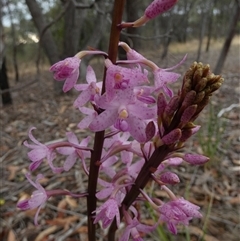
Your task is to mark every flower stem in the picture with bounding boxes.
[87,1,125,241]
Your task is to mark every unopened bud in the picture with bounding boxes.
[180,125,201,142]
[210,82,223,93]
[183,153,209,165]
[180,105,197,124]
[163,157,183,166]
[145,0,178,20]
[182,90,196,108]
[164,96,180,116]
[145,121,156,142]
[159,171,180,184]
[195,77,208,92]
[194,91,205,104]
[162,128,182,145]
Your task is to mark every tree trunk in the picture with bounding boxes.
[214,0,240,74]
[126,0,142,50]
[1,0,12,105]
[63,0,86,58]
[25,0,62,93]
[0,57,12,105]
[196,6,207,62]
[205,0,216,52]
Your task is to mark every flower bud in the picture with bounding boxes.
[164,96,180,116]
[162,128,182,145]
[183,153,209,165]
[181,90,196,108]
[180,105,197,124]
[159,171,180,184]
[194,77,208,92]
[194,91,205,104]
[145,0,178,20]
[145,121,156,142]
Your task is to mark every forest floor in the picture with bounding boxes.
[0,36,239,241]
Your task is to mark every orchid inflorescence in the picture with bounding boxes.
[17,1,223,240]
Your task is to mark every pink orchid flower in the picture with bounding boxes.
[17,173,48,225]
[56,132,90,171]
[50,56,80,92]
[89,88,156,143]
[74,65,102,107]
[93,197,121,229]
[120,208,157,241]
[158,197,202,234]
[24,127,52,171]
[105,59,148,101]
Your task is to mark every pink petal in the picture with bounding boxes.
[28,148,47,162]
[89,108,118,131]
[63,153,77,171]
[73,88,92,107]
[63,68,79,92]
[74,83,88,91]
[127,116,147,143]
[57,146,75,155]
[86,65,97,84]
[96,187,114,200]
[66,132,79,144]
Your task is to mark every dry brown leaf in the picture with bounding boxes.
[7,230,16,241]
[57,198,68,217]
[229,195,240,204]
[66,195,78,208]
[46,216,79,230]
[7,166,19,181]
[179,226,220,241]
[34,225,58,241]
[76,226,88,233]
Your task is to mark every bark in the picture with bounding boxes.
[126,0,142,50]
[80,1,109,78]
[25,0,62,93]
[63,0,86,58]
[0,57,12,105]
[25,0,60,65]
[214,0,240,74]
[0,0,12,105]
[205,0,216,52]
[196,6,207,62]
[6,0,19,82]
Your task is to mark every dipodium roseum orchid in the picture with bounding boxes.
[120,207,157,241]
[56,132,91,171]
[17,173,48,225]
[94,197,121,229]
[50,56,80,92]
[89,88,156,142]
[18,1,224,240]
[74,65,102,107]
[24,127,53,171]
[105,59,149,101]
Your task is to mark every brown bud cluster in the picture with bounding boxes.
[157,62,224,148]
[180,62,224,120]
